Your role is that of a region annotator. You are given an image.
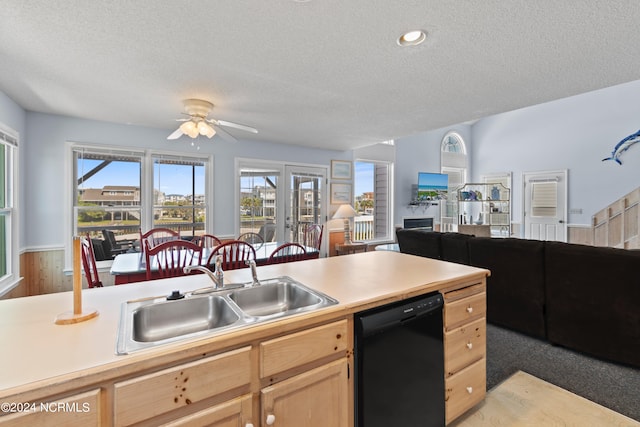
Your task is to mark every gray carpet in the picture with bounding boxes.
[486,324,640,422]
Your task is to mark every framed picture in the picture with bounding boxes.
[331,183,352,204]
[331,160,352,180]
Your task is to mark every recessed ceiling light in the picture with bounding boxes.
[397,30,427,46]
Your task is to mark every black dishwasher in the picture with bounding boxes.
[354,292,444,427]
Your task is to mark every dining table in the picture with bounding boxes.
[110,241,319,285]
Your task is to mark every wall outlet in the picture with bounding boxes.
[569,208,583,214]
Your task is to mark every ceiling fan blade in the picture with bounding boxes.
[211,124,237,143]
[215,119,258,134]
[167,127,184,140]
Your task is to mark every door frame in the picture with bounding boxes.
[522,169,568,241]
[235,158,328,253]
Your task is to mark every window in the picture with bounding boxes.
[70,145,211,266]
[0,124,18,296]
[440,132,468,231]
[353,160,393,242]
[74,147,143,242]
[239,166,280,236]
[152,154,207,238]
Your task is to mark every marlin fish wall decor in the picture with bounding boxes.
[603,129,640,165]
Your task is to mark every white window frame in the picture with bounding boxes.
[0,123,19,297]
[353,159,394,243]
[65,143,213,270]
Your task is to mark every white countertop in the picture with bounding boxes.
[0,251,488,397]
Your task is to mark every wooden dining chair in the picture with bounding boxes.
[303,224,324,251]
[144,239,202,280]
[193,234,222,249]
[205,240,256,270]
[267,242,307,264]
[81,234,103,288]
[238,231,264,245]
[140,227,180,254]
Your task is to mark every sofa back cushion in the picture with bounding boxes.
[396,229,442,259]
[468,237,547,339]
[544,241,640,368]
[440,232,473,264]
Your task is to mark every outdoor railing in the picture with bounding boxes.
[353,215,374,241]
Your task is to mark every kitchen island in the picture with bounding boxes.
[0,251,489,426]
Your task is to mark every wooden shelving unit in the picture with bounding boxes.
[593,188,639,249]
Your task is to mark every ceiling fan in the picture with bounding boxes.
[167,98,258,142]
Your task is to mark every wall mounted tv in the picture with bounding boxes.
[417,172,448,201]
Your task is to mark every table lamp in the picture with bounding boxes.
[333,204,357,245]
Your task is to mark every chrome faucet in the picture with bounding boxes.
[184,255,224,289]
[246,259,261,286]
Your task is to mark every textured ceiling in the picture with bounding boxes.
[2,1,640,150]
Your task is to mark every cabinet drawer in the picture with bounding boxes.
[261,320,348,378]
[445,357,486,425]
[163,394,253,427]
[444,317,486,377]
[444,291,486,330]
[0,389,101,427]
[114,346,251,426]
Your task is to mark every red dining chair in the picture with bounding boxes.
[81,234,103,288]
[238,232,264,248]
[193,233,222,249]
[205,240,256,271]
[267,242,307,264]
[144,239,202,280]
[303,224,323,251]
[140,227,180,254]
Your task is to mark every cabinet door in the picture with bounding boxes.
[163,394,253,427]
[114,346,251,426]
[0,389,101,427]
[261,359,349,427]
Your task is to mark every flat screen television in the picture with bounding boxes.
[417,172,448,201]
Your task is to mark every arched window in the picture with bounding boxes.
[441,132,466,154]
[440,131,468,231]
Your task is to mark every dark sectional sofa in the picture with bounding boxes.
[396,229,640,368]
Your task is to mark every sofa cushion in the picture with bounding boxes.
[468,237,547,339]
[440,232,473,265]
[396,229,442,260]
[544,241,640,368]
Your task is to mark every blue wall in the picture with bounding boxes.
[395,79,640,229]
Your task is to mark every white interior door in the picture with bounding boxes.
[284,165,327,252]
[523,170,567,241]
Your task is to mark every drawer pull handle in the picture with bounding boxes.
[466,306,473,313]
[266,414,276,425]
[466,386,473,394]
[466,342,473,350]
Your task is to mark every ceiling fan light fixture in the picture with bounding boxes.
[198,121,216,138]
[397,30,426,46]
[179,120,199,138]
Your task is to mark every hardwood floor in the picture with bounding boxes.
[450,371,639,426]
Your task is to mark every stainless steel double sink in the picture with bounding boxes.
[116,276,338,354]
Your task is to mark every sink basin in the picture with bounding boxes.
[117,294,248,354]
[116,276,338,354]
[228,280,325,318]
[132,295,241,342]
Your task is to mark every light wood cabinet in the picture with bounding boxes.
[261,359,349,427]
[259,320,350,426]
[114,346,252,426]
[162,394,253,427]
[443,283,487,424]
[0,389,102,427]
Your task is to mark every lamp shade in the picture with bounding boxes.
[197,121,216,138]
[333,204,357,219]
[180,120,199,138]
